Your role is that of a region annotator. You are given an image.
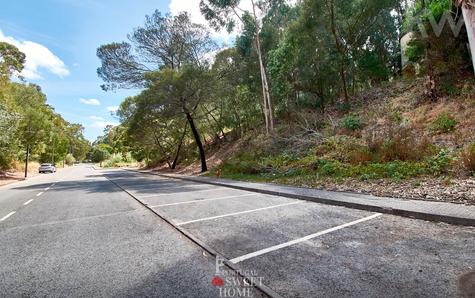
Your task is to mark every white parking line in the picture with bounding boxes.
[45,187,50,191]
[139,188,225,199]
[0,211,16,222]
[149,194,260,208]
[23,199,34,206]
[177,201,303,226]
[229,213,383,264]
[36,192,44,197]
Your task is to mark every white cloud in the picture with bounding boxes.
[89,115,105,121]
[169,0,255,42]
[88,115,118,128]
[80,98,101,106]
[0,29,70,80]
[107,106,119,113]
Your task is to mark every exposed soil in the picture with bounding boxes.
[150,79,475,206]
[0,171,33,187]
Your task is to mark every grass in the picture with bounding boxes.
[429,113,458,133]
[210,145,459,185]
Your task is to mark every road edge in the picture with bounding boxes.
[117,168,474,227]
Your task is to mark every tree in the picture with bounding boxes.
[98,11,217,172]
[404,0,471,99]
[91,147,110,166]
[137,65,214,172]
[97,11,216,91]
[0,42,25,80]
[200,0,275,134]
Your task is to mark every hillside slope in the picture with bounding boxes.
[166,78,475,205]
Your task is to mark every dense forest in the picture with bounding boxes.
[0,42,90,173]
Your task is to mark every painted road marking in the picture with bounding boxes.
[139,188,225,199]
[0,211,16,222]
[23,199,34,206]
[149,194,260,208]
[45,187,50,191]
[36,192,44,197]
[229,213,383,264]
[177,201,303,226]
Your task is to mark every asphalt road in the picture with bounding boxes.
[0,165,260,297]
[1,165,474,297]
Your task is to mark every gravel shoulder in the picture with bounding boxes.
[274,176,475,206]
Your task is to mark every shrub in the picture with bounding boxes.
[92,148,110,164]
[460,143,475,175]
[122,152,135,163]
[341,114,363,131]
[314,136,366,163]
[313,159,345,176]
[367,126,434,162]
[427,149,454,175]
[65,154,75,166]
[347,146,373,165]
[429,113,457,133]
[103,154,123,168]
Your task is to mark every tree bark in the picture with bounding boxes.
[251,0,274,133]
[171,124,187,170]
[186,112,207,172]
[329,0,349,104]
[24,144,29,178]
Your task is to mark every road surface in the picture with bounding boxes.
[0,165,473,297]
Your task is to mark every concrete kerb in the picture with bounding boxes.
[122,169,474,227]
[101,168,282,298]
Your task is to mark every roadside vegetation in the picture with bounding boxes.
[88,0,474,203]
[0,43,90,176]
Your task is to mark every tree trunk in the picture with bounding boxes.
[171,124,187,170]
[153,133,172,169]
[186,112,207,172]
[329,0,349,104]
[251,0,274,134]
[24,144,30,178]
[421,0,437,101]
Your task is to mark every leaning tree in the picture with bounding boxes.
[97,11,216,172]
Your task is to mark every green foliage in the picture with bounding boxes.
[91,147,110,164]
[429,113,457,133]
[0,54,90,171]
[0,42,25,79]
[426,149,453,175]
[341,114,363,131]
[403,0,471,92]
[65,154,76,166]
[102,154,123,168]
[93,0,470,182]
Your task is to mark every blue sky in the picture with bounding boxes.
[0,0,247,141]
[0,0,171,141]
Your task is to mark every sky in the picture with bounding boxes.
[0,0,239,142]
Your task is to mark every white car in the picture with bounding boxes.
[39,163,56,174]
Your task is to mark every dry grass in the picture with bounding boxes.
[0,161,41,186]
[460,143,475,174]
[10,160,41,174]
